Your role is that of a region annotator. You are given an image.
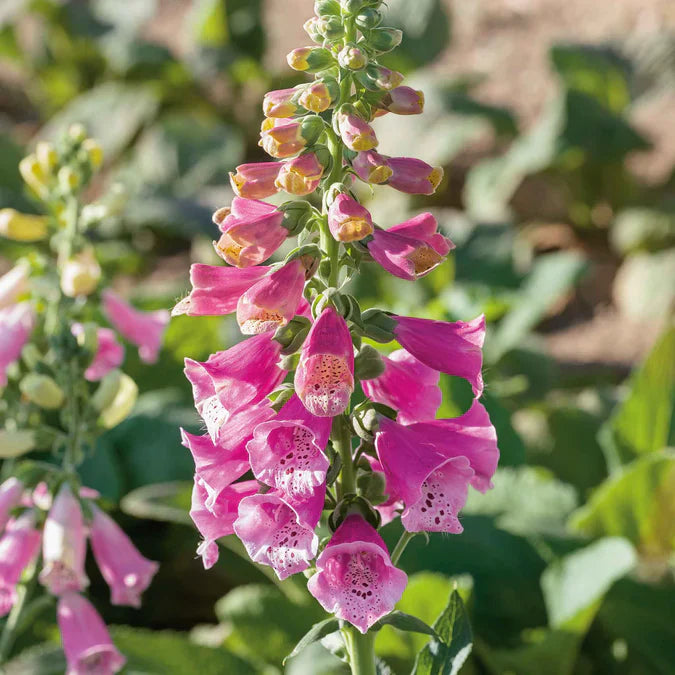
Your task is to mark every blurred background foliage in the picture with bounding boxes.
[1,0,674,673]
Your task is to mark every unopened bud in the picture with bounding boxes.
[36,142,58,173]
[341,0,367,13]
[279,200,314,236]
[357,470,387,504]
[338,44,368,70]
[0,209,48,242]
[0,429,36,458]
[354,344,385,380]
[361,308,396,343]
[18,155,49,197]
[298,79,338,113]
[20,373,65,409]
[360,65,404,91]
[355,9,382,30]
[303,17,322,42]
[21,344,42,370]
[274,316,312,355]
[82,138,103,169]
[287,47,334,73]
[97,372,138,429]
[58,166,80,192]
[367,27,403,53]
[91,369,123,412]
[68,123,87,144]
[328,494,381,531]
[315,0,341,15]
[317,15,344,40]
[285,243,322,277]
[60,248,101,297]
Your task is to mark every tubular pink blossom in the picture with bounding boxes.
[212,198,287,268]
[392,314,486,396]
[39,483,89,595]
[0,263,29,309]
[327,194,373,242]
[0,511,40,616]
[0,477,24,533]
[260,118,305,159]
[375,417,474,534]
[336,112,378,152]
[307,514,407,633]
[275,154,324,196]
[190,478,258,569]
[234,486,324,580]
[236,260,307,335]
[388,213,454,255]
[380,86,424,115]
[71,324,124,382]
[102,290,169,364]
[246,394,332,501]
[172,265,267,317]
[0,302,34,387]
[180,399,274,508]
[362,349,442,424]
[229,162,281,199]
[57,592,125,675]
[184,333,286,443]
[263,87,299,118]
[295,307,354,417]
[352,150,392,184]
[387,157,443,195]
[89,505,159,608]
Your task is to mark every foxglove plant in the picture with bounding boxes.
[0,126,164,669]
[175,1,499,672]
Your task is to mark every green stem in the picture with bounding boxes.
[343,625,376,675]
[333,415,355,499]
[391,530,416,566]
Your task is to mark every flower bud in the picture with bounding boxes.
[278,200,314,237]
[380,86,424,115]
[287,47,334,73]
[259,118,305,159]
[68,123,87,143]
[367,27,403,53]
[273,315,312,355]
[35,142,58,173]
[91,369,123,412]
[341,0,367,12]
[0,209,48,242]
[338,44,368,70]
[336,110,378,151]
[82,138,104,168]
[317,15,344,40]
[98,372,138,429]
[360,308,396,343]
[19,373,65,409]
[230,162,281,199]
[0,429,36,458]
[275,153,325,196]
[315,0,341,14]
[388,157,444,195]
[358,65,404,91]
[263,87,300,118]
[298,79,338,113]
[354,344,386,380]
[352,150,392,184]
[19,155,49,196]
[355,8,382,30]
[303,16,323,42]
[58,166,80,192]
[60,247,101,297]
[328,194,373,242]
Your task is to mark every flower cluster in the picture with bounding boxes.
[0,126,167,671]
[175,0,499,649]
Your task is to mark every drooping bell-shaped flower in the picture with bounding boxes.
[0,510,41,616]
[352,150,392,185]
[71,324,124,382]
[336,111,378,152]
[246,394,332,501]
[380,86,424,115]
[234,485,324,580]
[275,153,324,196]
[362,349,441,424]
[89,505,159,608]
[387,157,444,195]
[172,265,267,318]
[180,399,274,508]
[236,260,306,335]
[263,87,299,118]
[229,162,282,199]
[0,302,34,387]
[212,198,288,268]
[102,291,169,364]
[392,314,485,396]
[367,212,453,280]
[295,307,354,417]
[0,477,24,533]
[298,80,335,113]
[0,262,29,309]
[328,194,374,242]
[260,118,305,159]
[190,477,258,569]
[57,592,126,675]
[39,483,89,595]
[184,333,286,443]
[307,514,407,633]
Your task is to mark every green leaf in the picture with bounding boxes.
[371,611,436,636]
[541,538,636,633]
[284,618,341,664]
[463,466,577,537]
[413,590,473,675]
[569,451,675,558]
[601,324,675,467]
[489,251,587,361]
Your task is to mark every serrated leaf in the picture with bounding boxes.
[284,618,340,664]
[413,590,473,675]
[371,611,436,636]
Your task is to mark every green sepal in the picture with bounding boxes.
[328,493,381,531]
